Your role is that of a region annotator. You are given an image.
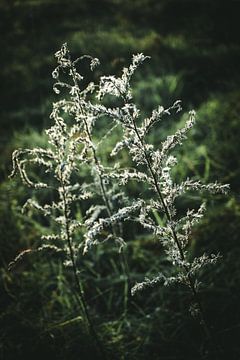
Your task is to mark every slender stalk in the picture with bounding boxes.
[85,122,131,313]
[60,174,107,360]
[71,62,131,313]
[83,122,131,313]
[131,118,217,351]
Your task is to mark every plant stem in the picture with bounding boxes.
[131,118,216,349]
[60,175,108,360]
[84,121,131,313]
[71,63,131,314]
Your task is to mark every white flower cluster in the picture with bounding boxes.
[10,44,229,319]
[97,53,148,101]
[9,43,129,273]
[83,200,143,254]
[92,50,229,313]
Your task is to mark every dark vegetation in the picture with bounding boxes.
[1,1,240,359]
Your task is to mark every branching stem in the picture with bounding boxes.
[131,118,217,352]
[71,61,131,314]
[60,174,107,360]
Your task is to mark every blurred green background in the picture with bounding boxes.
[1,1,240,359]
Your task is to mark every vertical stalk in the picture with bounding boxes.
[71,63,131,314]
[131,118,218,356]
[83,122,131,313]
[60,174,107,360]
[85,121,131,313]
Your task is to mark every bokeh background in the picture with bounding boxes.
[1,1,240,359]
